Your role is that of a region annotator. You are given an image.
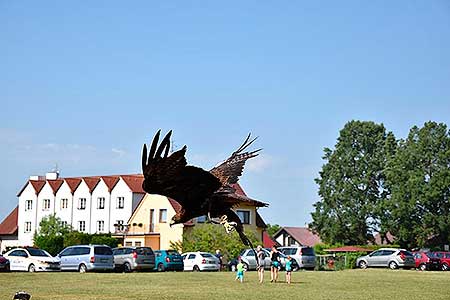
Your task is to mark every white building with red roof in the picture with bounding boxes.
[16,172,146,246]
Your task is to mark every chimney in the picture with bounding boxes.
[45,171,59,180]
[29,175,45,181]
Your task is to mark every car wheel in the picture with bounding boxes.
[123,262,132,273]
[358,261,367,269]
[28,264,36,273]
[242,262,249,271]
[441,263,449,271]
[193,265,200,272]
[157,263,165,272]
[79,264,87,273]
[419,264,427,271]
[389,261,398,270]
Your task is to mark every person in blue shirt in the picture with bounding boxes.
[285,255,293,284]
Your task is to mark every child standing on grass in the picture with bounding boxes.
[285,256,293,284]
[235,259,245,283]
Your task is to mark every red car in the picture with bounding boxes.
[432,252,450,271]
[413,252,441,271]
[0,256,10,271]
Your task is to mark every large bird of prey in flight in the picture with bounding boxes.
[141,130,266,251]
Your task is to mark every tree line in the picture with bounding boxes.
[310,120,450,250]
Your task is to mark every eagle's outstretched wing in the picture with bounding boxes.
[142,130,221,209]
[210,133,261,186]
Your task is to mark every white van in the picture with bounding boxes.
[279,246,316,270]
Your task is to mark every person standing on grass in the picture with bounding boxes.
[215,249,223,271]
[235,258,245,283]
[256,245,265,283]
[285,256,293,284]
[270,246,281,283]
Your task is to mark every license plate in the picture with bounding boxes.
[100,259,108,263]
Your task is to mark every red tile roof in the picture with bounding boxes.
[372,232,395,245]
[0,206,18,235]
[168,198,182,214]
[121,175,145,193]
[48,179,64,195]
[275,227,322,247]
[83,177,100,193]
[17,180,46,196]
[263,231,279,248]
[101,176,120,192]
[65,178,82,194]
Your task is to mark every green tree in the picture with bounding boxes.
[171,224,259,260]
[310,120,396,245]
[266,224,281,236]
[33,215,70,255]
[385,121,450,249]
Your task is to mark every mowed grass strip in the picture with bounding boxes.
[1,269,449,300]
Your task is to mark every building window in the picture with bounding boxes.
[61,198,68,209]
[116,220,124,231]
[288,237,296,246]
[117,197,124,209]
[135,241,142,247]
[97,220,105,232]
[42,199,51,211]
[24,222,32,233]
[125,241,132,246]
[197,215,207,223]
[236,210,250,224]
[78,198,86,210]
[78,221,86,232]
[97,197,105,209]
[25,200,33,211]
[159,209,167,223]
[61,221,68,228]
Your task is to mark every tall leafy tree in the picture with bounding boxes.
[385,121,450,249]
[310,120,395,244]
[171,224,258,260]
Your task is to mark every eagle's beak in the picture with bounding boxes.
[170,219,176,227]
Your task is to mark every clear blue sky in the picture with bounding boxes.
[1,1,449,227]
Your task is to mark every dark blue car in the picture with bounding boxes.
[154,250,184,272]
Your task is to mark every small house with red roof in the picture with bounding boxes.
[273,227,322,247]
[120,183,269,250]
[0,206,19,252]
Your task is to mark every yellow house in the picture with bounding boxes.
[114,184,268,250]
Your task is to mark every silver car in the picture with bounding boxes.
[58,245,114,273]
[279,246,316,270]
[113,247,155,272]
[239,248,298,271]
[356,248,415,269]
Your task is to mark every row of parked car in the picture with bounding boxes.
[0,245,226,273]
[356,248,450,271]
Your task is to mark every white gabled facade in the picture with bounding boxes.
[16,172,146,247]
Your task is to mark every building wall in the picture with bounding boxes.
[72,180,92,234]
[109,179,134,233]
[54,182,73,229]
[18,183,38,246]
[90,180,109,233]
[125,194,184,250]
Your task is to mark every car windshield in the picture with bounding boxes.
[167,250,179,256]
[200,253,214,258]
[281,248,297,255]
[27,248,50,257]
[301,248,315,255]
[136,247,154,255]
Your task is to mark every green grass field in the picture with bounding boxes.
[1,269,449,300]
